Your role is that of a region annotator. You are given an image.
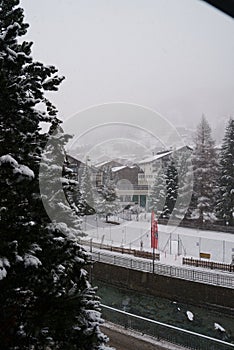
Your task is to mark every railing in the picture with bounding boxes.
[101,304,234,350]
[92,250,234,289]
[80,239,160,260]
[183,258,234,273]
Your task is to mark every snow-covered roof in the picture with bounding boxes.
[176,145,193,151]
[66,154,83,164]
[138,151,172,165]
[112,165,127,172]
[138,145,192,165]
[95,160,111,168]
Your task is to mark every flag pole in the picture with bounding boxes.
[151,210,155,273]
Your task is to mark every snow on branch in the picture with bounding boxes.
[0,257,10,281]
[0,154,34,181]
[24,254,42,268]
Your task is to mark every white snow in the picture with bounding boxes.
[24,254,42,268]
[0,154,34,180]
[186,311,194,321]
[80,268,88,277]
[0,154,18,167]
[53,236,65,242]
[214,323,226,332]
[30,243,42,252]
[2,257,10,268]
[13,164,34,179]
[112,165,127,172]
[16,255,23,263]
[86,309,102,322]
[82,214,234,265]
[138,151,172,164]
[29,221,36,226]
[48,222,77,239]
[0,257,10,280]
[0,266,7,280]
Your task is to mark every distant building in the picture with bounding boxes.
[65,154,98,186]
[65,154,84,176]
[138,146,192,187]
[111,165,147,206]
[65,145,192,210]
[138,150,172,186]
[95,160,123,188]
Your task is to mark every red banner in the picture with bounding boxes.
[151,210,158,249]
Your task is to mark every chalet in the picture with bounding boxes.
[138,145,192,187]
[65,154,98,186]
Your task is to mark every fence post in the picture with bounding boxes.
[94,250,233,288]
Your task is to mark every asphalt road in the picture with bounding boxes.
[102,324,186,350]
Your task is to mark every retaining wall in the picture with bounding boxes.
[93,262,234,310]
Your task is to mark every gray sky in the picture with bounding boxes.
[21,0,234,140]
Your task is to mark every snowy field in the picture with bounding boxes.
[82,214,234,265]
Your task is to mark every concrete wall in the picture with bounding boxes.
[93,262,234,309]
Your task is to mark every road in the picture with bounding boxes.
[102,323,187,350]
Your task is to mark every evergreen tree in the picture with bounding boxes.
[216,118,234,226]
[96,166,120,222]
[78,162,95,216]
[172,149,194,220]
[0,1,110,348]
[164,159,178,218]
[148,168,167,218]
[191,115,218,223]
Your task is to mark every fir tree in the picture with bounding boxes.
[78,162,95,216]
[171,149,194,220]
[148,168,167,218]
[0,1,110,348]
[191,115,218,223]
[216,118,234,226]
[164,159,178,218]
[96,166,120,222]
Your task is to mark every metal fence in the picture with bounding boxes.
[183,257,234,273]
[92,250,234,289]
[88,240,160,260]
[101,304,234,350]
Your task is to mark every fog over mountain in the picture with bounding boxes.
[22,0,233,147]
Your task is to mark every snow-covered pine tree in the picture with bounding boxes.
[171,149,194,220]
[191,115,218,224]
[78,161,95,216]
[97,166,120,222]
[39,126,109,349]
[164,159,178,218]
[216,118,234,226]
[148,167,167,218]
[63,154,83,219]
[0,1,110,348]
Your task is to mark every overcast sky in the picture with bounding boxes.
[21,0,234,140]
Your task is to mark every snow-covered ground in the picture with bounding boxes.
[83,214,234,265]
